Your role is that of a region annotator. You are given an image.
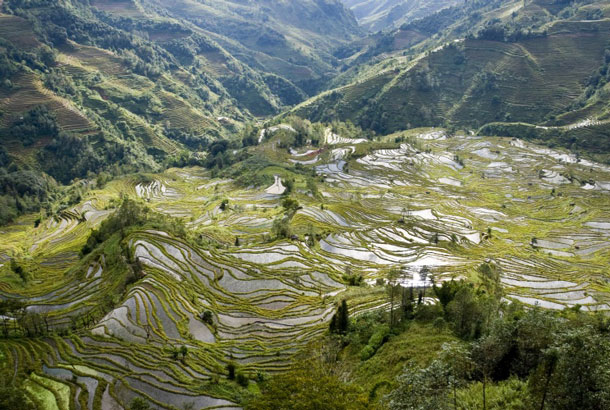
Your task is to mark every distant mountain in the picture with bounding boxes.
[342,0,460,32]
[297,0,610,157]
[138,0,362,96]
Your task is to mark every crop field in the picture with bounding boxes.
[1,127,610,409]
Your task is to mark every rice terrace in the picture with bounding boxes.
[1,0,610,409]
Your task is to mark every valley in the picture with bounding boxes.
[1,0,610,409]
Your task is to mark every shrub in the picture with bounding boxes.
[236,371,249,387]
[360,324,390,361]
[227,362,236,380]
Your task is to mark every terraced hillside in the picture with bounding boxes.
[297,2,610,158]
[298,19,610,128]
[1,125,610,408]
[128,0,361,97]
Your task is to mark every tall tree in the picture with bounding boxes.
[541,327,610,410]
[387,360,451,410]
[386,268,401,330]
[337,300,349,334]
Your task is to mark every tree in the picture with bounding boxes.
[540,327,610,410]
[272,217,291,239]
[227,362,236,380]
[419,266,430,297]
[514,309,557,377]
[386,360,451,410]
[0,385,36,410]
[439,342,474,410]
[330,300,349,334]
[200,310,214,325]
[434,280,461,316]
[283,178,294,194]
[246,360,367,410]
[446,285,484,340]
[386,268,401,330]
[401,285,414,319]
[281,197,300,213]
[477,261,502,300]
[337,300,349,334]
[528,347,559,410]
[471,324,513,410]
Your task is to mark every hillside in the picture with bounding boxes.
[0,0,361,223]
[296,1,610,159]
[2,122,610,408]
[342,0,460,32]
[139,0,362,96]
[2,0,610,409]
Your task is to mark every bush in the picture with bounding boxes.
[227,363,236,380]
[360,345,376,361]
[236,371,249,387]
[129,397,151,410]
[360,324,390,361]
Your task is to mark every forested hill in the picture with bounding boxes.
[0,0,360,223]
[297,0,610,160]
[1,0,610,223]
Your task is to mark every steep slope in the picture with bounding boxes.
[0,0,242,222]
[0,0,363,223]
[332,0,528,84]
[343,0,460,32]
[296,1,610,158]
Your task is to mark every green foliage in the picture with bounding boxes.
[129,397,151,410]
[246,360,368,410]
[456,378,531,410]
[81,198,149,256]
[360,324,390,361]
[342,268,364,286]
[271,216,292,240]
[281,197,300,213]
[434,280,461,314]
[200,310,214,325]
[236,371,249,388]
[386,360,451,410]
[0,385,36,410]
[536,326,610,410]
[446,284,487,340]
[227,363,236,380]
[329,300,349,335]
[10,260,28,283]
[8,106,59,146]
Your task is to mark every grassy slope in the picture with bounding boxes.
[295,19,610,153]
[0,0,269,181]
[345,322,459,395]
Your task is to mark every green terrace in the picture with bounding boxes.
[1,125,610,408]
